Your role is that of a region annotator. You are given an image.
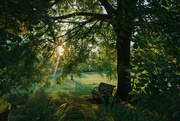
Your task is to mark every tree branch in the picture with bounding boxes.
[56,20,84,24]
[99,0,115,15]
[57,17,97,39]
[117,0,123,11]
[82,20,100,38]
[53,12,111,20]
[6,67,27,100]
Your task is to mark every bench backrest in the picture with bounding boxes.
[98,82,116,96]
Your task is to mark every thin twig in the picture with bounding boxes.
[57,17,96,39]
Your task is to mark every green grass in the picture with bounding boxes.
[11,72,117,101]
[47,72,117,94]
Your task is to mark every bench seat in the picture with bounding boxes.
[91,82,116,99]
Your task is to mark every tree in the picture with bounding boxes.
[0,0,54,95]
[50,0,180,101]
[48,0,137,101]
[0,0,179,102]
[48,0,143,101]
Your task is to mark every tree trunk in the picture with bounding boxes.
[99,0,137,101]
[71,73,73,80]
[114,28,132,102]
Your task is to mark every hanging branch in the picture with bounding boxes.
[56,20,84,24]
[40,48,56,68]
[57,19,91,38]
[6,67,27,101]
[58,17,98,42]
[82,20,100,38]
[53,12,111,20]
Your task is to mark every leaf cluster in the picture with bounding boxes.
[129,1,180,119]
[0,0,57,95]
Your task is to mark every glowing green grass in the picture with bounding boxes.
[11,72,117,97]
[47,72,117,95]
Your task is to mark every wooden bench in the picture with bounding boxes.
[91,82,116,100]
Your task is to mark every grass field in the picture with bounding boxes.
[46,72,117,105]
[11,72,117,105]
[14,72,117,95]
[47,72,117,95]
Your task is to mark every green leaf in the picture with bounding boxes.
[83,103,92,108]
[35,33,44,38]
[10,107,27,115]
[65,106,73,113]
[35,27,43,30]
[100,95,105,104]
[106,104,111,114]
[107,116,114,121]
[157,85,168,90]
[47,31,54,37]
[29,107,39,116]
[69,114,81,119]
[30,100,38,106]
[0,98,5,106]
[45,108,54,120]
[91,109,95,121]
[0,101,9,114]
[108,96,114,104]
[143,61,153,66]
[159,91,168,95]
[169,104,180,110]
[37,39,45,44]
[129,91,138,95]
[29,114,37,121]
[141,54,151,58]
[122,111,132,120]
[173,111,180,117]
[59,114,66,121]
[127,75,136,79]
[59,103,67,108]
[149,39,155,45]
[130,96,139,102]
[101,104,106,116]
[9,115,27,121]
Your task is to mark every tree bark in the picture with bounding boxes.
[112,6,132,100]
[114,30,132,101]
[110,0,136,102]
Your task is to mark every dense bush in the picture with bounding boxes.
[7,88,74,121]
[129,40,180,120]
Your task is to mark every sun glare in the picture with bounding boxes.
[58,46,64,55]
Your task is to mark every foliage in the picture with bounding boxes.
[0,0,56,95]
[0,97,11,114]
[44,0,118,82]
[85,96,166,121]
[7,88,92,121]
[0,0,117,91]
[8,88,56,121]
[7,88,77,121]
[129,1,180,120]
[0,0,179,120]
[129,43,180,120]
